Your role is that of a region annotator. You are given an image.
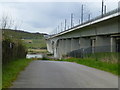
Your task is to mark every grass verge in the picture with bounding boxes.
[60,58,119,76]
[2,58,33,88]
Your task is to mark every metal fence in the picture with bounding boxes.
[67,45,118,58]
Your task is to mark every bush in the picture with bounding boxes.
[2,37,27,64]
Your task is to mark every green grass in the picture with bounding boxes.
[2,59,33,88]
[60,58,119,75]
[24,39,46,49]
[85,52,119,63]
[3,29,44,39]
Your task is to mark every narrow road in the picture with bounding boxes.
[11,60,118,88]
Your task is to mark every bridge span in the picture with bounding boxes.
[45,8,120,59]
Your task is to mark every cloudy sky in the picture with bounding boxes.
[0,0,119,34]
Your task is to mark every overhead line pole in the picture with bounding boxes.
[102,0,104,16]
[56,27,57,34]
[58,25,59,34]
[104,5,107,14]
[88,14,91,21]
[61,22,63,32]
[81,4,84,24]
[71,13,73,28]
[64,19,67,30]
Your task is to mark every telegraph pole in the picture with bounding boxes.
[104,5,106,14]
[102,0,104,16]
[64,19,67,30]
[79,19,80,24]
[61,22,63,32]
[81,4,84,23]
[58,25,59,34]
[56,27,57,34]
[88,14,91,21]
[71,13,73,28]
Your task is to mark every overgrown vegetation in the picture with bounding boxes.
[2,32,27,64]
[59,52,120,75]
[60,56,119,75]
[85,52,119,64]
[2,29,33,88]
[2,58,33,88]
[1,14,43,88]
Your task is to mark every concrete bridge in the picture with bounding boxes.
[45,8,120,59]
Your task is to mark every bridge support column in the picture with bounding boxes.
[79,37,91,49]
[46,40,52,53]
[65,38,71,54]
[58,39,63,58]
[51,41,54,54]
[71,38,80,51]
[54,41,57,58]
[56,40,60,58]
[62,39,72,55]
[110,36,116,52]
[57,39,72,58]
[96,36,111,52]
[61,39,66,56]
[56,39,67,58]
[64,39,67,55]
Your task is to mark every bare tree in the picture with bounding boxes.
[0,13,14,30]
[0,12,22,30]
[0,15,8,29]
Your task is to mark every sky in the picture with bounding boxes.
[0,0,119,34]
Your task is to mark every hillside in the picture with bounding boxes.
[2,29,47,49]
[3,29,47,39]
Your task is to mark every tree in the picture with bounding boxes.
[0,13,14,30]
[0,12,22,30]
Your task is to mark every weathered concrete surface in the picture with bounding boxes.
[11,61,118,88]
[46,12,119,58]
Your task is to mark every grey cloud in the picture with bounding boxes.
[0,1,119,33]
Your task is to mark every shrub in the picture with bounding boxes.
[2,37,27,64]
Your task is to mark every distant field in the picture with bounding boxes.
[3,29,45,39]
[3,29,47,49]
[28,49,48,54]
[23,39,47,49]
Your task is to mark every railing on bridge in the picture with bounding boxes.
[48,7,120,38]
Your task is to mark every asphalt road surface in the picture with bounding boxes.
[11,60,118,88]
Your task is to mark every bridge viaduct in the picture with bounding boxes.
[45,8,120,59]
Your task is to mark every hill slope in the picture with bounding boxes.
[3,29,47,49]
